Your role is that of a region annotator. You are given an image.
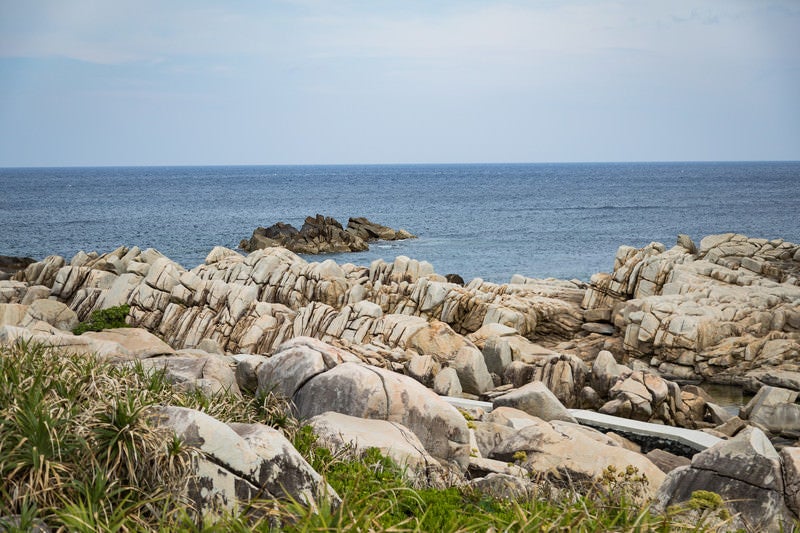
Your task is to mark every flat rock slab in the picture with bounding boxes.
[570,409,721,455]
[83,327,175,359]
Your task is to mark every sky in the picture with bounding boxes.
[0,1,798,166]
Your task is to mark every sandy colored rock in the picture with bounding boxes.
[83,327,175,359]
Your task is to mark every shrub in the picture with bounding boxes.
[72,304,131,335]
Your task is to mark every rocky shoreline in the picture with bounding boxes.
[2,232,800,530]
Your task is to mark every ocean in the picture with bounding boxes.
[2,162,799,283]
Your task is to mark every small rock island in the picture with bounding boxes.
[239,214,416,254]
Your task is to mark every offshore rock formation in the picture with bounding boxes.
[240,214,415,255]
[0,254,36,281]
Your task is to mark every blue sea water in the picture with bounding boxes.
[1,162,799,283]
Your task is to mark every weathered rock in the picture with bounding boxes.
[714,416,747,437]
[468,473,533,501]
[346,217,416,242]
[490,417,665,496]
[293,362,470,468]
[583,233,800,387]
[256,336,359,399]
[197,338,224,354]
[492,382,577,423]
[20,299,79,331]
[471,421,518,458]
[0,324,130,359]
[652,427,794,532]
[241,215,414,255]
[780,447,800,517]
[0,303,27,327]
[137,354,240,396]
[20,285,51,305]
[645,448,690,474]
[467,456,527,479]
[307,411,440,473]
[739,385,800,437]
[433,367,462,396]
[231,354,269,393]
[741,385,799,419]
[154,406,337,515]
[82,328,175,360]
[484,406,540,430]
[0,254,36,280]
[406,355,440,388]
[452,346,494,395]
[590,350,630,397]
[466,323,518,349]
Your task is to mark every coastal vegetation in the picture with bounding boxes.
[72,304,131,335]
[0,340,730,532]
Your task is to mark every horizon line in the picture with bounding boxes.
[2,159,800,170]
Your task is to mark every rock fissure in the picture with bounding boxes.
[365,364,392,420]
[689,464,781,493]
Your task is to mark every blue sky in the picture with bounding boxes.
[0,1,798,166]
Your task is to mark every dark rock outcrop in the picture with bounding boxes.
[240,215,415,254]
[0,255,36,281]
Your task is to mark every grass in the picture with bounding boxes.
[0,340,735,532]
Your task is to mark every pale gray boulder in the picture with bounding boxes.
[307,411,440,473]
[433,367,462,396]
[452,346,494,395]
[293,362,470,469]
[406,354,440,388]
[20,285,51,305]
[137,353,240,396]
[0,303,27,327]
[492,381,577,423]
[781,447,800,517]
[471,421,517,458]
[652,427,795,532]
[740,385,800,437]
[468,473,533,501]
[154,406,338,516]
[256,336,359,399]
[231,353,269,393]
[590,350,631,397]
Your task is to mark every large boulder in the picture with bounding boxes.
[256,336,359,398]
[137,354,240,397]
[307,411,440,473]
[652,427,795,532]
[452,346,494,395]
[0,325,130,359]
[154,406,338,515]
[292,362,470,469]
[741,385,800,437]
[489,416,665,497]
